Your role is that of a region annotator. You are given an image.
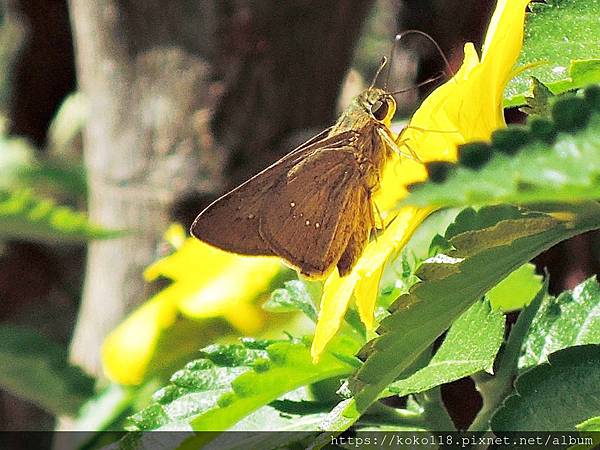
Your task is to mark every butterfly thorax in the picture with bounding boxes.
[329,87,397,191]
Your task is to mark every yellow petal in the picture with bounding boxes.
[223,301,267,335]
[102,292,178,385]
[144,238,233,282]
[354,264,384,330]
[311,0,533,360]
[312,207,433,360]
[178,256,281,323]
[104,229,283,384]
[311,270,358,361]
[164,223,187,249]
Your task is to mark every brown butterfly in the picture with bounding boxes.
[191,33,451,279]
[189,78,412,279]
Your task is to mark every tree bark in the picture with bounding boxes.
[68,0,373,377]
[211,1,375,187]
[68,1,219,375]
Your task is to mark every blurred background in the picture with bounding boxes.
[0,0,597,433]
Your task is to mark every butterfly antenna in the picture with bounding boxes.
[393,30,456,80]
[369,56,388,89]
[388,71,445,96]
[384,35,399,90]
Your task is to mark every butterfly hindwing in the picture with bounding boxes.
[259,148,366,278]
[336,185,372,276]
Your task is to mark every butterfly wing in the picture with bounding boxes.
[259,148,368,278]
[190,129,354,255]
[336,185,372,276]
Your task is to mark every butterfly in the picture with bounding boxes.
[190,81,410,278]
[191,34,449,278]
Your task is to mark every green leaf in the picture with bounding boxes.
[486,263,542,312]
[0,189,120,243]
[387,299,505,397]
[17,160,87,201]
[0,134,36,190]
[403,92,600,208]
[0,126,87,199]
[320,203,600,434]
[378,209,461,310]
[264,280,318,321]
[519,276,600,371]
[469,279,548,432]
[519,77,554,117]
[175,389,327,450]
[74,381,159,432]
[505,0,600,106]
[128,336,359,432]
[577,416,600,432]
[75,384,132,431]
[491,345,600,431]
[573,417,600,450]
[0,325,95,416]
[507,61,600,108]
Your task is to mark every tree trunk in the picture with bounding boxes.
[68,0,219,375]
[211,1,375,187]
[68,0,373,377]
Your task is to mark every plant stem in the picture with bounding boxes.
[415,387,456,431]
[469,283,547,432]
[362,401,427,428]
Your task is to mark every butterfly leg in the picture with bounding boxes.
[402,125,460,135]
[395,136,422,163]
[377,127,421,162]
[373,200,385,232]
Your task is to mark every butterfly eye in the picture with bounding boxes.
[371,99,389,121]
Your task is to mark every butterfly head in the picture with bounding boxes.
[361,88,397,127]
[333,87,397,134]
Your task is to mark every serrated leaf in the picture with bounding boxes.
[0,325,95,416]
[577,416,600,432]
[319,203,600,434]
[387,299,505,397]
[492,345,600,432]
[487,263,542,312]
[403,96,600,208]
[127,336,359,433]
[519,276,600,370]
[468,279,548,432]
[0,189,120,243]
[505,0,600,106]
[507,60,600,108]
[519,77,554,117]
[264,280,318,321]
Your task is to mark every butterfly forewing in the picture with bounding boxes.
[259,148,364,278]
[190,129,356,256]
[189,172,275,255]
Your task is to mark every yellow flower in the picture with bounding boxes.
[312,0,532,360]
[102,224,282,385]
